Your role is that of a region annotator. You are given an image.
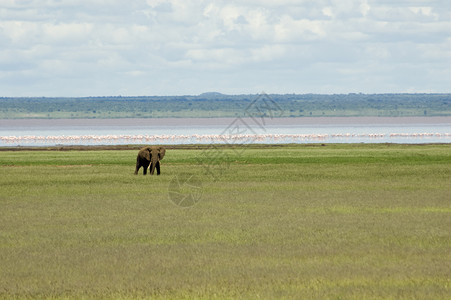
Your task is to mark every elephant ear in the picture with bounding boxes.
[158,146,166,160]
[140,148,151,161]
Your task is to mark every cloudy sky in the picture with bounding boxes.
[1,0,450,96]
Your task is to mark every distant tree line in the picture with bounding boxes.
[0,93,449,119]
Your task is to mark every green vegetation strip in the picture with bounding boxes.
[1,93,450,118]
[0,144,450,298]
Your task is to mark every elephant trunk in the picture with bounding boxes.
[150,158,158,175]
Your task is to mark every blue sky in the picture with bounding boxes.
[1,0,450,96]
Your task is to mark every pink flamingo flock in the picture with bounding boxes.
[1,132,450,145]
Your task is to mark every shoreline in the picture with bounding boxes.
[1,143,449,151]
[1,116,451,127]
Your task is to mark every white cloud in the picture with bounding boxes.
[42,22,94,45]
[275,16,326,42]
[360,1,370,16]
[0,0,450,96]
[322,7,333,18]
[250,44,286,62]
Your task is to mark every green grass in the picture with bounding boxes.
[0,144,450,299]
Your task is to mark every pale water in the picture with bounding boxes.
[1,117,450,146]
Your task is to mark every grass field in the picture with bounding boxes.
[0,144,450,299]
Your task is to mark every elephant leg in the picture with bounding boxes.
[156,161,161,175]
[134,160,140,175]
[149,162,153,175]
[143,163,148,175]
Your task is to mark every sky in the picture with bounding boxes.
[0,0,450,97]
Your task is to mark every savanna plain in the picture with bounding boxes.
[0,144,450,299]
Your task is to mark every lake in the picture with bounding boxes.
[1,117,450,146]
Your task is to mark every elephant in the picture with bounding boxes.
[134,146,166,175]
